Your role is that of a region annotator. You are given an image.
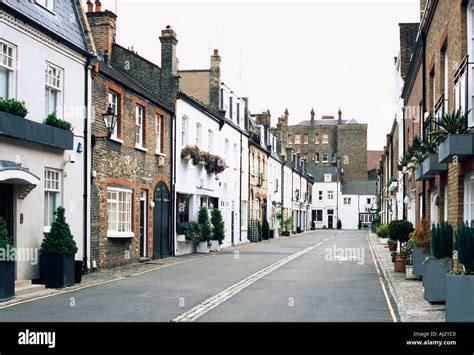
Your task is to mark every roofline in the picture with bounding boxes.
[0,2,92,59]
[99,65,174,114]
[113,43,162,71]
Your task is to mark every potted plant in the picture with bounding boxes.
[282,217,292,237]
[181,145,201,165]
[262,218,270,240]
[423,222,453,302]
[387,220,414,252]
[0,216,15,301]
[411,219,431,277]
[446,222,474,321]
[210,208,225,251]
[376,224,389,239]
[39,207,78,288]
[0,98,28,117]
[44,112,73,131]
[402,239,417,280]
[196,206,212,253]
[176,222,191,242]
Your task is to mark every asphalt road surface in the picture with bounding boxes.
[0,230,395,322]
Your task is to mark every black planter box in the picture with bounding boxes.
[0,111,73,150]
[75,260,83,284]
[415,164,434,181]
[446,274,474,322]
[0,261,15,301]
[423,258,452,302]
[40,254,75,288]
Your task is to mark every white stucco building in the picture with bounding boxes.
[266,132,283,237]
[0,0,93,281]
[310,167,340,229]
[339,180,377,230]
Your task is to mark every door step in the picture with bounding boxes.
[15,280,45,296]
[139,257,151,263]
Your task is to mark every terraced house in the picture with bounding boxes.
[400,0,474,228]
[86,1,174,268]
[0,0,93,284]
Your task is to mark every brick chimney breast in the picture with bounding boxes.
[95,0,102,12]
[87,0,93,12]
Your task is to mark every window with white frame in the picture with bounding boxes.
[208,129,213,152]
[135,105,144,147]
[155,113,163,154]
[344,197,352,205]
[196,123,202,148]
[322,153,329,162]
[464,174,474,224]
[36,0,55,11]
[0,40,15,100]
[107,187,133,235]
[108,91,119,139]
[315,134,320,144]
[45,63,63,117]
[324,174,331,182]
[294,134,301,144]
[182,115,188,145]
[44,169,61,229]
[318,191,323,201]
[322,134,329,144]
[328,191,334,200]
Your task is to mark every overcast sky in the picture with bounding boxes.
[91,0,420,150]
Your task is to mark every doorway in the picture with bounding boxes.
[153,182,171,259]
[139,190,147,258]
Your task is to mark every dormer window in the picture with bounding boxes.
[324,174,332,182]
[36,0,55,12]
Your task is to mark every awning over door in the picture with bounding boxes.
[0,161,40,199]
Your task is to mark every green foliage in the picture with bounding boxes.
[44,112,73,132]
[0,216,13,251]
[455,222,474,274]
[401,239,415,265]
[181,145,202,165]
[197,206,212,243]
[283,216,292,232]
[0,98,28,117]
[211,208,225,245]
[337,219,342,230]
[177,221,201,243]
[40,207,78,255]
[388,220,414,244]
[371,218,381,233]
[262,218,269,240]
[376,224,389,238]
[430,109,470,143]
[431,222,453,259]
[257,221,262,240]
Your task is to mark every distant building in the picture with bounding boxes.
[339,180,377,230]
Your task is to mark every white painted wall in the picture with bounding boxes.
[312,181,339,229]
[267,154,282,236]
[0,14,89,280]
[339,194,376,230]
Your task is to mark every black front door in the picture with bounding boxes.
[153,182,171,259]
[0,184,13,242]
[328,215,333,229]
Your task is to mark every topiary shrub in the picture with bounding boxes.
[44,112,73,132]
[40,207,78,255]
[430,222,453,259]
[211,208,225,245]
[0,216,13,251]
[262,218,270,240]
[197,206,212,244]
[412,219,431,251]
[376,224,389,238]
[337,219,342,230]
[388,220,414,244]
[0,98,28,117]
[455,222,474,274]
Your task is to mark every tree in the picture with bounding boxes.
[262,218,270,240]
[40,207,78,255]
[211,208,225,245]
[197,206,212,243]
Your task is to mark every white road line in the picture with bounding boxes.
[172,233,340,322]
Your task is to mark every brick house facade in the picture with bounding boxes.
[87,2,173,268]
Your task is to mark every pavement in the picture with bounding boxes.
[0,230,396,322]
[367,232,445,322]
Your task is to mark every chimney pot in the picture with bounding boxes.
[95,0,102,12]
[87,0,93,12]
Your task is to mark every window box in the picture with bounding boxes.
[438,134,474,164]
[422,153,447,175]
[415,164,434,181]
[0,111,73,150]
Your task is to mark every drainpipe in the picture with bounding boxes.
[83,56,92,272]
[402,106,407,220]
[421,28,427,219]
[171,109,176,255]
[239,131,243,243]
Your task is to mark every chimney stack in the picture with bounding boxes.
[310,108,315,126]
[210,49,221,114]
[160,25,178,76]
[86,0,93,12]
[338,108,342,124]
[86,1,117,60]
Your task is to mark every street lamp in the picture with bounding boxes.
[102,104,118,138]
